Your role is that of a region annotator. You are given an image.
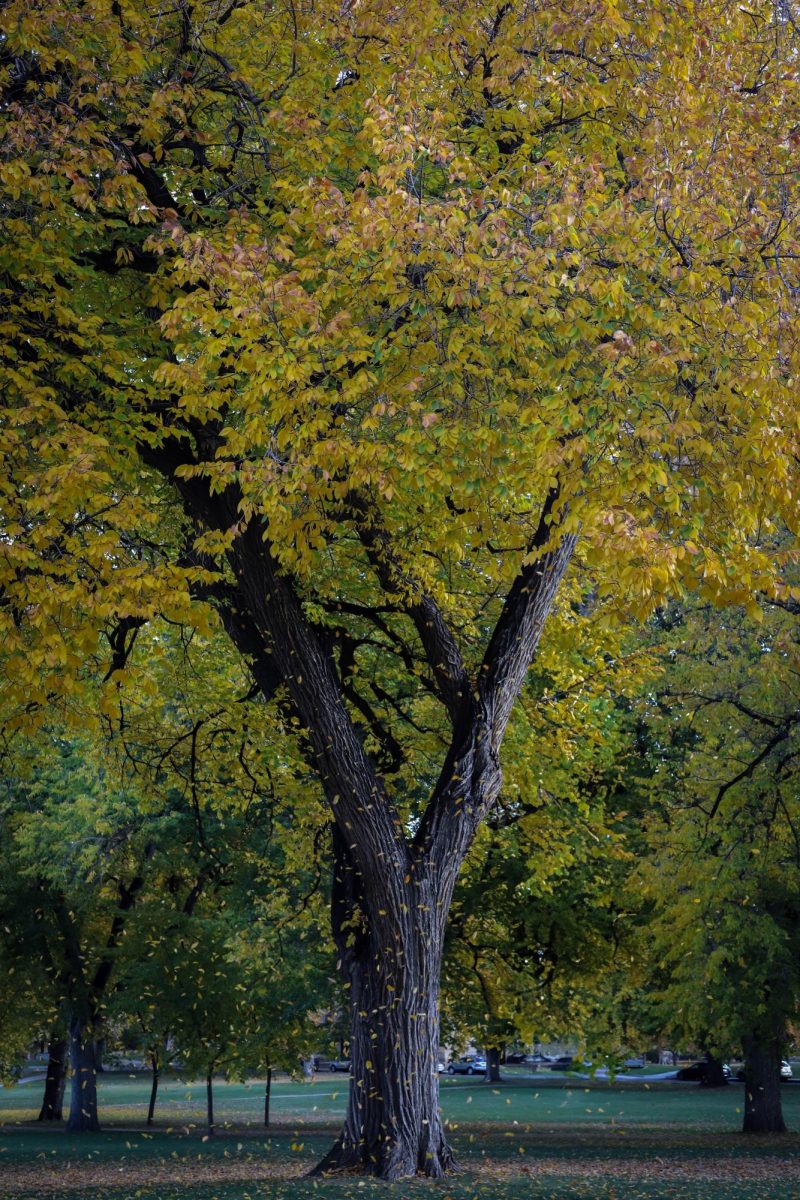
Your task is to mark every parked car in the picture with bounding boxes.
[447,1056,487,1075]
[735,1061,793,1082]
[526,1053,554,1065]
[313,1055,351,1072]
[675,1060,731,1082]
[505,1051,528,1064]
[623,1056,646,1070]
[549,1055,594,1072]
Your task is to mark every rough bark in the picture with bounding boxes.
[741,1033,787,1133]
[310,828,457,1180]
[65,1013,100,1132]
[485,1047,502,1083]
[147,1052,159,1127]
[264,1067,272,1129]
[38,1036,67,1121]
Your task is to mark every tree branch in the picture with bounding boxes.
[480,487,577,744]
[138,433,412,891]
[344,493,470,722]
[704,720,798,822]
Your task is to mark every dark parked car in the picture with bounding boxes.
[447,1056,487,1075]
[735,1061,792,1082]
[549,1055,593,1072]
[505,1052,528,1064]
[675,1061,731,1082]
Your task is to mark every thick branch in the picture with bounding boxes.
[480,487,577,744]
[139,434,411,891]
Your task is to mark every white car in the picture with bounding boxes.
[735,1060,792,1082]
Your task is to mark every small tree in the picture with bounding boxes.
[0,738,163,1130]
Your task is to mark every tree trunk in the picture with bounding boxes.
[741,1033,787,1133]
[141,395,571,1180]
[147,1051,159,1127]
[699,1053,729,1088]
[264,1067,272,1129]
[312,828,457,1181]
[485,1047,502,1083]
[206,1072,214,1137]
[66,1013,100,1132]
[38,1036,68,1121]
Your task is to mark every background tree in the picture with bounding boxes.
[111,815,332,1131]
[0,736,164,1130]
[443,642,650,1071]
[637,601,800,1132]
[0,883,60,1107]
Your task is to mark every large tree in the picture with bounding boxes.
[2,0,799,1178]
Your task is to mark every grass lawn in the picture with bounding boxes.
[1,1073,799,1199]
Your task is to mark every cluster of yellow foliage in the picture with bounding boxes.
[0,0,798,712]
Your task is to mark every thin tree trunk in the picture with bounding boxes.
[147,1051,159,1127]
[206,1072,214,1137]
[264,1067,272,1129]
[311,828,457,1180]
[485,1047,502,1083]
[741,1033,787,1133]
[66,1013,100,1132]
[38,1036,68,1121]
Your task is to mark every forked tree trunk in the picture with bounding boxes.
[66,1013,100,1132]
[311,829,457,1180]
[38,1036,68,1121]
[142,425,574,1180]
[741,1033,787,1133]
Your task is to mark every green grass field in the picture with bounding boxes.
[2,1073,799,1199]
